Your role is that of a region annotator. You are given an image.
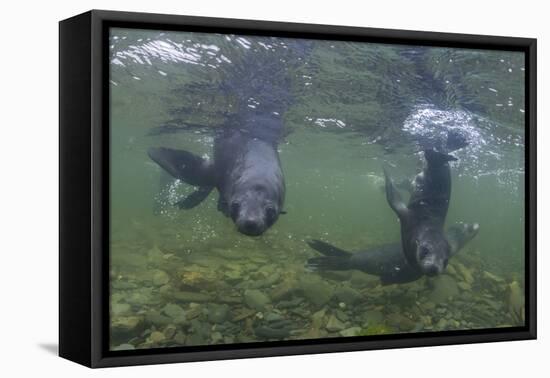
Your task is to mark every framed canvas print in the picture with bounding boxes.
[59,10,536,368]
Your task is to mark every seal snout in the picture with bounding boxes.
[237,218,265,236]
[423,264,442,276]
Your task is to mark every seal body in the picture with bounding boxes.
[215,125,285,235]
[306,223,479,285]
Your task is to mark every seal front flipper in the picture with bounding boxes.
[446,222,480,257]
[148,147,216,187]
[175,186,214,209]
[383,167,409,219]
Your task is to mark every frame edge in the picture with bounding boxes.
[59,11,94,368]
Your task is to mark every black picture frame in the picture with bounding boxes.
[59,9,537,368]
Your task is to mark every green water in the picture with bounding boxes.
[108,28,525,350]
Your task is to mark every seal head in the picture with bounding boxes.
[415,227,451,276]
[229,185,281,236]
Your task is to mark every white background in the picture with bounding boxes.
[0,0,546,376]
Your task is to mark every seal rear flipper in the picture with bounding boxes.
[446,129,469,152]
[383,167,409,219]
[148,147,216,186]
[307,240,352,257]
[306,255,353,271]
[175,186,214,209]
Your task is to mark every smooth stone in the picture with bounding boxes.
[112,281,137,290]
[270,279,297,301]
[334,286,362,305]
[454,262,474,285]
[224,270,243,283]
[386,313,416,331]
[311,309,327,329]
[437,318,449,329]
[335,309,349,322]
[152,270,170,286]
[217,295,242,304]
[289,308,310,318]
[147,245,164,259]
[265,312,284,323]
[149,331,166,343]
[162,303,185,320]
[159,284,172,294]
[172,291,212,302]
[249,272,281,289]
[446,264,458,277]
[207,304,230,323]
[420,315,432,326]
[244,289,271,311]
[174,331,186,345]
[350,271,378,288]
[319,270,352,281]
[363,309,384,325]
[298,276,334,308]
[232,308,256,322]
[326,315,346,332]
[400,289,417,306]
[112,316,143,332]
[112,303,131,316]
[277,298,303,309]
[267,319,294,329]
[508,281,525,323]
[224,336,235,344]
[254,326,290,339]
[423,301,436,311]
[428,275,459,303]
[187,333,206,346]
[164,324,177,339]
[483,271,505,284]
[211,331,223,343]
[145,311,173,326]
[127,288,156,305]
[302,327,323,339]
[339,327,362,337]
[111,343,135,351]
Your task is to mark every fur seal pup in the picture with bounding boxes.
[148,119,285,236]
[306,222,479,285]
[148,38,312,236]
[384,133,468,275]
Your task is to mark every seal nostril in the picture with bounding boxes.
[425,265,440,276]
[240,219,263,236]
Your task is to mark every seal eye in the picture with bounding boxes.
[230,201,240,220]
[265,206,277,223]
